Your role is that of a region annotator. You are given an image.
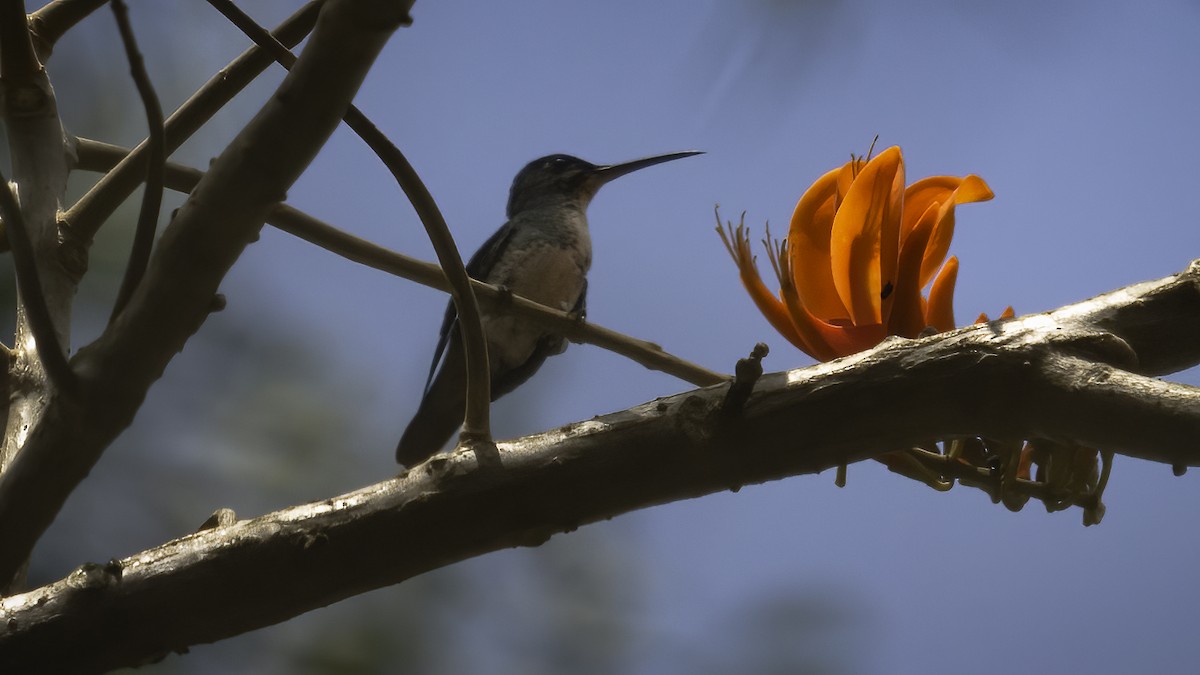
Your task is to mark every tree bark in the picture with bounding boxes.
[1,262,1198,672]
[0,0,414,590]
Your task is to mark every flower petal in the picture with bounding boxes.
[917,175,993,287]
[787,167,848,322]
[830,146,903,326]
[888,201,938,338]
[903,175,993,233]
[778,278,839,360]
[926,255,959,332]
[780,278,885,358]
[723,225,814,353]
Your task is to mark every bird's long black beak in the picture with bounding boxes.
[591,150,703,185]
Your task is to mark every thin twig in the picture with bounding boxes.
[61,0,324,244]
[72,137,729,387]
[0,175,76,395]
[203,0,494,444]
[108,0,165,322]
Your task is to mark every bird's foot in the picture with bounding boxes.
[495,285,514,305]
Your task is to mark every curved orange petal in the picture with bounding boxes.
[822,321,887,356]
[727,234,814,353]
[888,201,938,338]
[788,167,848,322]
[974,307,1014,323]
[925,255,959,332]
[918,175,994,287]
[780,278,886,359]
[954,174,994,204]
[902,174,993,242]
[877,155,906,324]
[778,279,838,361]
[830,146,903,327]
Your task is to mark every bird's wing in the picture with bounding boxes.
[423,300,459,395]
[464,218,518,279]
[491,277,587,399]
[422,222,518,395]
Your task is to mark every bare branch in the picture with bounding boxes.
[2,263,1199,671]
[0,0,75,395]
[0,0,414,587]
[1,0,78,495]
[0,0,39,90]
[60,0,324,244]
[203,0,494,447]
[26,0,110,60]
[0,175,76,395]
[72,137,729,387]
[107,0,165,321]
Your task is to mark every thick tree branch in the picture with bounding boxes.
[0,0,39,88]
[0,0,77,466]
[0,0,413,588]
[73,137,729,387]
[2,262,1199,672]
[0,174,75,395]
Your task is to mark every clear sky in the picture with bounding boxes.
[29,1,1200,673]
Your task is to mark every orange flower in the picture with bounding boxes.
[719,146,995,360]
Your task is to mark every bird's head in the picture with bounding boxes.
[506,151,702,217]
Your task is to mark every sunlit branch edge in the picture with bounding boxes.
[2,260,1199,671]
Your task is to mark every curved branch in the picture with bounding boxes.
[3,263,1200,671]
[73,137,729,387]
[108,0,166,321]
[203,0,493,447]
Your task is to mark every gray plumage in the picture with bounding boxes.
[396,151,701,466]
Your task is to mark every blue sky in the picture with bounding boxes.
[30,1,1200,672]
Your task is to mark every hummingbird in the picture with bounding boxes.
[396,150,702,466]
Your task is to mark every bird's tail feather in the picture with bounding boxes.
[396,356,467,467]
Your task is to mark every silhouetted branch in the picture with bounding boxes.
[0,0,39,89]
[2,262,1199,672]
[0,0,414,588]
[0,0,80,493]
[60,0,324,244]
[108,0,166,321]
[204,0,494,446]
[0,0,74,395]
